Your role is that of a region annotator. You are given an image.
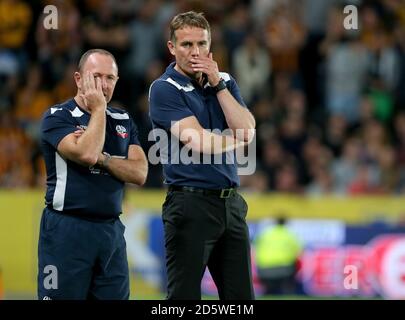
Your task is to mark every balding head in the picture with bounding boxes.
[77,49,118,74]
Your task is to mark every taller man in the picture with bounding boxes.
[149,11,256,300]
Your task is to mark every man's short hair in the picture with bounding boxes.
[77,49,118,73]
[169,11,211,43]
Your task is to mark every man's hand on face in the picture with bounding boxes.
[191,52,221,86]
[80,71,106,112]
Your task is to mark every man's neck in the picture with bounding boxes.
[191,74,206,88]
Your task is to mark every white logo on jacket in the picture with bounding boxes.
[116,125,128,138]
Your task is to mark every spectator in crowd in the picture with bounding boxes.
[233,33,271,105]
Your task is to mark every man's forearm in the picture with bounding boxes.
[186,130,246,155]
[75,109,106,163]
[100,156,148,186]
[216,89,256,141]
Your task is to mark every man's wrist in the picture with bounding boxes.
[213,78,227,93]
[101,152,112,168]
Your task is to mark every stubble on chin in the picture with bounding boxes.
[185,69,202,81]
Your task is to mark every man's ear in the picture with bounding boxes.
[74,71,81,89]
[167,40,175,56]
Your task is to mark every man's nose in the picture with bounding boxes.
[191,44,199,56]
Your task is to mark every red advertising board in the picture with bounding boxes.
[299,235,405,299]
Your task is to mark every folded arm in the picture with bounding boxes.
[57,109,106,166]
[216,89,256,142]
[171,116,246,154]
[97,145,148,186]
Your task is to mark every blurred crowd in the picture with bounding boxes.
[1,0,405,196]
